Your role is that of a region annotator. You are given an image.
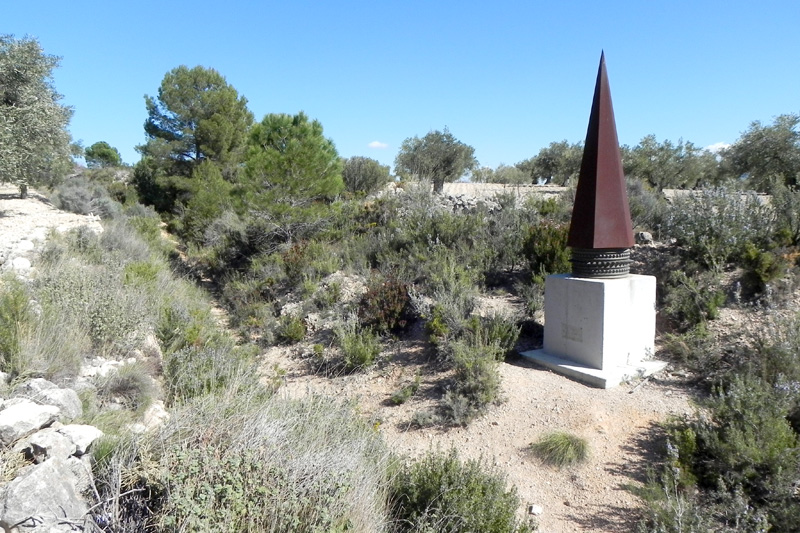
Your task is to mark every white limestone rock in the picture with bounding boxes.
[37,388,82,421]
[14,379,82,421]
[10,256,31,272]
[0,400,60,446]
[58,424,104,456]
[142,401,169,431]
[0,457,89,532]
[27,428,77,463]
[13,377,58,396]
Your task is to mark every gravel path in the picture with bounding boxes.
[263,328,695,532]
[0,184,102,274]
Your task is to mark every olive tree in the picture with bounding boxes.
[0,35,73,196]
[394,127,477,193]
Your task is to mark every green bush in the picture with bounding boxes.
[521,222,570,283]
[390,374,421,405]
[281,240,341,286]
[739,241,787,298]
[389,448,534,533]
[442,339,502,425]
[464,314,521,361]
[771,183,800,246]
[626,177,666,232]
[336,320,381,372]
[0,277,33,377]
[669,376,800,530]
[277,314,307,344]
[98,361,156,411]
[661,188,775,271]
[93,392,392,532]
[163,343,258,404]
[530,431,589,468]
[662,270,725,332]
[51,175,122,219]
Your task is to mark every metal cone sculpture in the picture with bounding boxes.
[568,52,634,278]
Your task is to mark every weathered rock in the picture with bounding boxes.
[0,457,89,532]
[636,231,654,244]
[14,380,82,422]
[142,401,169,430]
[27,428,77,463]
[16,240,34,252]
[57,425,103,456]
[0,400,59,446]
[10,256,31,272]
[67,456,93,496]
[36,389,82,421]
[141,332,163,362]
[13,378,57,396]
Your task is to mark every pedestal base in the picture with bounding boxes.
[520,273,667,388]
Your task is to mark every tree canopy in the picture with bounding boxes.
[724,113,800,191]
[0,35,73,195]
[623,135,720,190]
[516,141,583,185]
[242,111,343,210]
[471,164,528,185]
[342,156,391,194]
[85,141,122,168]
[394,128,477,193]
[138,65,253,180]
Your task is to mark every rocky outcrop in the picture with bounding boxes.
[0,377,106,532]
[12,379,82,422]
[0,457,90,532]
[0,400,59,447]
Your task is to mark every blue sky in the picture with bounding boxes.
[5,1,800,171]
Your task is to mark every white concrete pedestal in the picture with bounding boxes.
[520,274,667,388]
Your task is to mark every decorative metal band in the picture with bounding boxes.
[570,248,631,279]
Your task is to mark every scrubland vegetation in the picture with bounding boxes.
[3,34,800,531]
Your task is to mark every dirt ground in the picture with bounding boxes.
[261,300,697,533]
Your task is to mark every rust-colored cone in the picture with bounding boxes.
[567,52,634,250]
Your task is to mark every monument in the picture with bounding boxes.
[521,53,667,388]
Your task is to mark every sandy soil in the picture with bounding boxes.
[0,184,103,273]
[261,295,697,532]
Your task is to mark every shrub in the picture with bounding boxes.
[464,314,521,361]
[163,343,258,404]
[521,222,570,283]
[51,175,121,218]
[281,240,341,286]
[739,241,787,298]
[662,270,725,332]
[442,339,502,425]
[390,374,421,405]
[342,156,391,195]
[358,276,414,334]
[661,187,776,271]
[669,376,800,530]
[771,183,800,246]
[336,319,381,372]
[626,176,666,232]
[98,361,156,411]
[389,448,534,533]
[0,277,32,377]
[277,313,307,344]
[530,431,589,468]
[93,392,392,532]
